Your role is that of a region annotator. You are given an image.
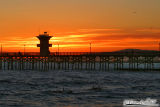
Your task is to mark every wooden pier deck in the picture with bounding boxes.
[0,52,159,71]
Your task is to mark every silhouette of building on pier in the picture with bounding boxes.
[37,32,52,56]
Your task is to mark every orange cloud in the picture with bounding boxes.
[1,28,160,52]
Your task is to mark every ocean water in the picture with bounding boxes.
[0,70,160,107]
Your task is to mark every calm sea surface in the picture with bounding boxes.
[0,70,160,107]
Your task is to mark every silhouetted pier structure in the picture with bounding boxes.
[37,32,52,56]
[0,52,159,71]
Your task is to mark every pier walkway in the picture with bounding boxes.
[0,52,159,71]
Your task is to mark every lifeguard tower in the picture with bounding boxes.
[37,32,52,56]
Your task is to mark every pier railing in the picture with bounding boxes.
[0,52,160,71]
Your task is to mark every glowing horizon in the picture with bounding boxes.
[0,0,160,52]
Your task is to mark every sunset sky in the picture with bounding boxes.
[0,0,160,52]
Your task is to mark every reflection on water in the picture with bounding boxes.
[0,70,160,107]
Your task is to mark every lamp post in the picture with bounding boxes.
[58,44,59,55]
[24,44,26,56]
[159,42,160,56]
[159,42,160,52]
[1,44,2,56]
[90,43,91,53]
[51,42,53,55]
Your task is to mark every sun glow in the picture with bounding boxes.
[0,0,160,52]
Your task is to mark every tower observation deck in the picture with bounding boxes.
[37,32,52,56]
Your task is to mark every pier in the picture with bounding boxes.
[0,52,159,71]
